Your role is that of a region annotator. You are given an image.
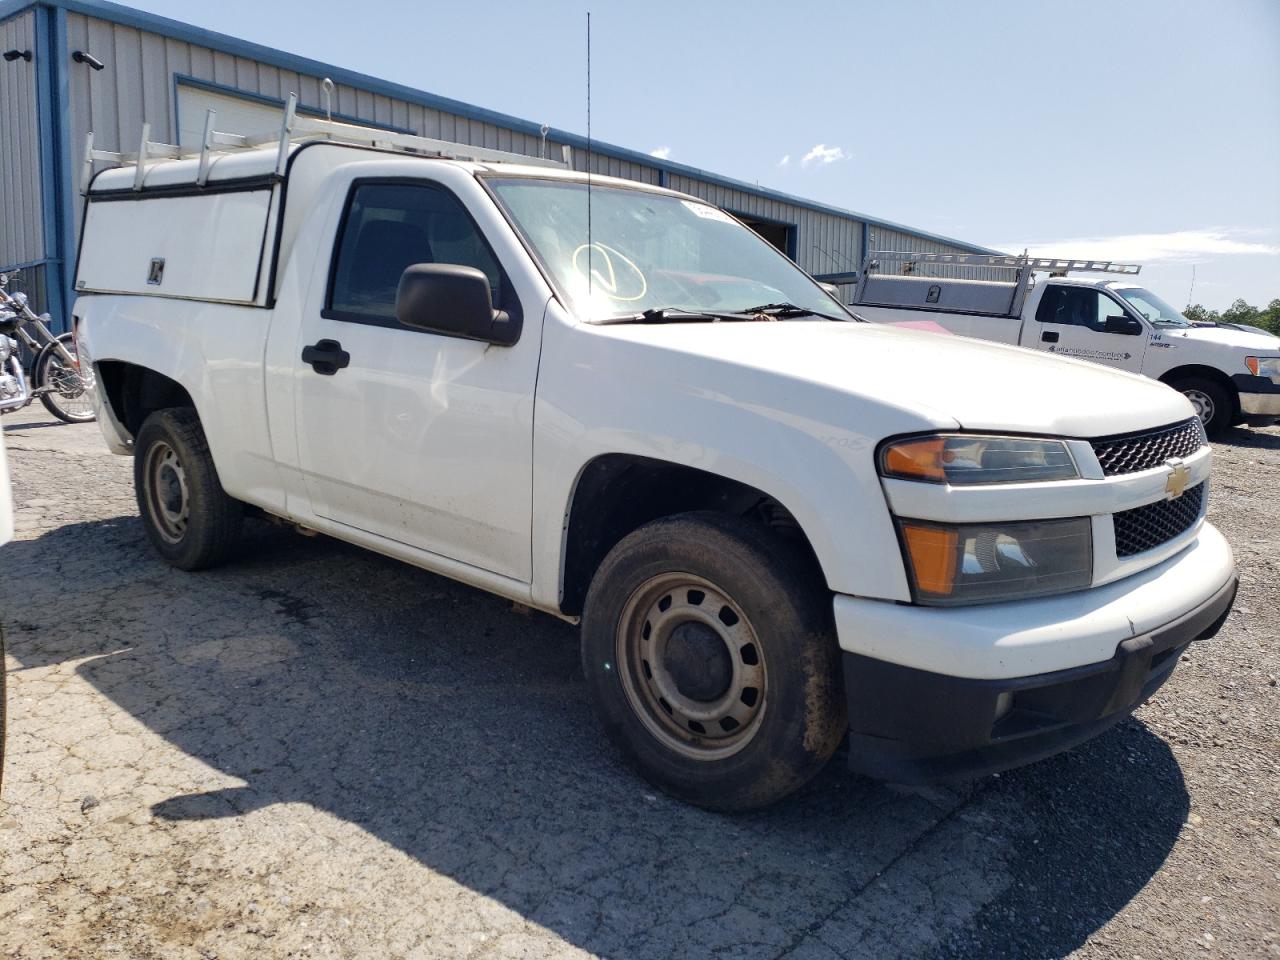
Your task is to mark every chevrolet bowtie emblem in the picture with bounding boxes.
[1165,459,1191,499]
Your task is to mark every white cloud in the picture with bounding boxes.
[778,154,791,168]
[800,144,846,168]
[1001,228,1280,264]
[649,146,671,160]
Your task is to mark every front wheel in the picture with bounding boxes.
[34,333,96,423]
[581,512,846,811]
[1170,376,1232,438]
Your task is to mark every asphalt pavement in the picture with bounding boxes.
[1,405,1277,959]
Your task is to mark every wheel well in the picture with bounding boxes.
[560,454,824,617]
[96,361,196,438]
[1158,364,1239,416]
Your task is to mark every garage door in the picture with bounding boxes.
[176,85,292,149]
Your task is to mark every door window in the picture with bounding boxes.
[1035,287,1129,333]
[326,181,512,327]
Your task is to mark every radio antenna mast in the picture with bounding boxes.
[586,11,593,309]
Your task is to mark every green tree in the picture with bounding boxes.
[1182,298,1280,335]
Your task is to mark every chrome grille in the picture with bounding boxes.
[1091,418,1206,476]
[1113,483,1205,557]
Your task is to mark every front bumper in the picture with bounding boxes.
[1233,374,1280,421]
[834,526,1237,783]
[841,575,1235,782]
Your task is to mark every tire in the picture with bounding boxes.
[133,408,242,570]
[581,511,846,811]
[34,333,96,423]
[1170,376,1232,438]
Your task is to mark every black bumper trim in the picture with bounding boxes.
[1231,372,1280,395]
[843,574,1238,783]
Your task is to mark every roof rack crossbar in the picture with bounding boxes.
[83,90,568,195]
[866,250,1141,275]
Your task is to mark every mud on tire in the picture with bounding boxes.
[581,511,846,811]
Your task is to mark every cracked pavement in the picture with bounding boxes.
[1,405,1277,959]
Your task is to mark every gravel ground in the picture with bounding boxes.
[0,405,1276,960]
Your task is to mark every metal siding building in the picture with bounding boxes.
[0,0,999,322]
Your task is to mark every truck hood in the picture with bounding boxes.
[1160,324,1280,352]
[595,320,1194,437]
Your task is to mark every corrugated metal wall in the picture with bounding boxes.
[58,9,988,298]
[0,9,44,269]
[666,173,863,277]
[65,11,565,239]
[867,226,1005,281]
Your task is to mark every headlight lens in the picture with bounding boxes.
[1245,356,1280,381]
[880,434,1079,485]
[898,517,1093,605]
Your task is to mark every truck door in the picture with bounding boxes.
[1020,284,1147,374]
[291,177,542,583]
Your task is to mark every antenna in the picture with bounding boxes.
[586,11,593,309]
[1187,264,1197,307]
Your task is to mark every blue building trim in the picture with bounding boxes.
[52,3,75,323]
[0,255,56,272]
[30,3,67,326]
[0,0,1001,258]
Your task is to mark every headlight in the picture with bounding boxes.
[1245,356,1280,382]
[898,517,1093,606]
[879,434,1080,485]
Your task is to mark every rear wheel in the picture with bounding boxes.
[1170,376,1232,438]
[581,512,846,810]
[134,408,242,570]
[34,334,96,423]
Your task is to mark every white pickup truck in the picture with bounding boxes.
[850,252,1280,437]
[73,107,1238,809]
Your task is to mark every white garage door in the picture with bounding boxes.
[176,86,291,149]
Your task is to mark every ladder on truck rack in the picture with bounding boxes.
[81,92,572,194]
[862,251,1142,276]
[853,250,1142,318]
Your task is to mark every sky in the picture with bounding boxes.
[127,0,1280,311]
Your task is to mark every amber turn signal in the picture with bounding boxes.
[882,438,948,482]
[900,523,959,597]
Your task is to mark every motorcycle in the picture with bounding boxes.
[0,272,96,423]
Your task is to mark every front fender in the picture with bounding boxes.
[529,312,952,606]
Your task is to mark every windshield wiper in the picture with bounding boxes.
[595,307,764,325]
[741,302,850,323]
[596,302,852,326]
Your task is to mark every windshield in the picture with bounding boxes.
[1115,287,1190,327]
[486,178,849,322]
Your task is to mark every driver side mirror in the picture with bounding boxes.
[1103,315,1142,336]
[395,264,521,346]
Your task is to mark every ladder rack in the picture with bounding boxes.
[854,251,1142,318]
[865,251,1142,276]
[82,92,572,194]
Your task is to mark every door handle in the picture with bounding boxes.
[1041,331,1060,343]
[301,339,350,375]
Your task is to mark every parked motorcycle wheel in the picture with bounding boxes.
[34,334,96,424]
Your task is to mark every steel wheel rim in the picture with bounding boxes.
[143,440,190,544]
[44,352,96,421]
[615,573,767,761]
[1183,388,1214,425]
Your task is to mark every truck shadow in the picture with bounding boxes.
[1219,426,1280,450]
[2,517,1191,959]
